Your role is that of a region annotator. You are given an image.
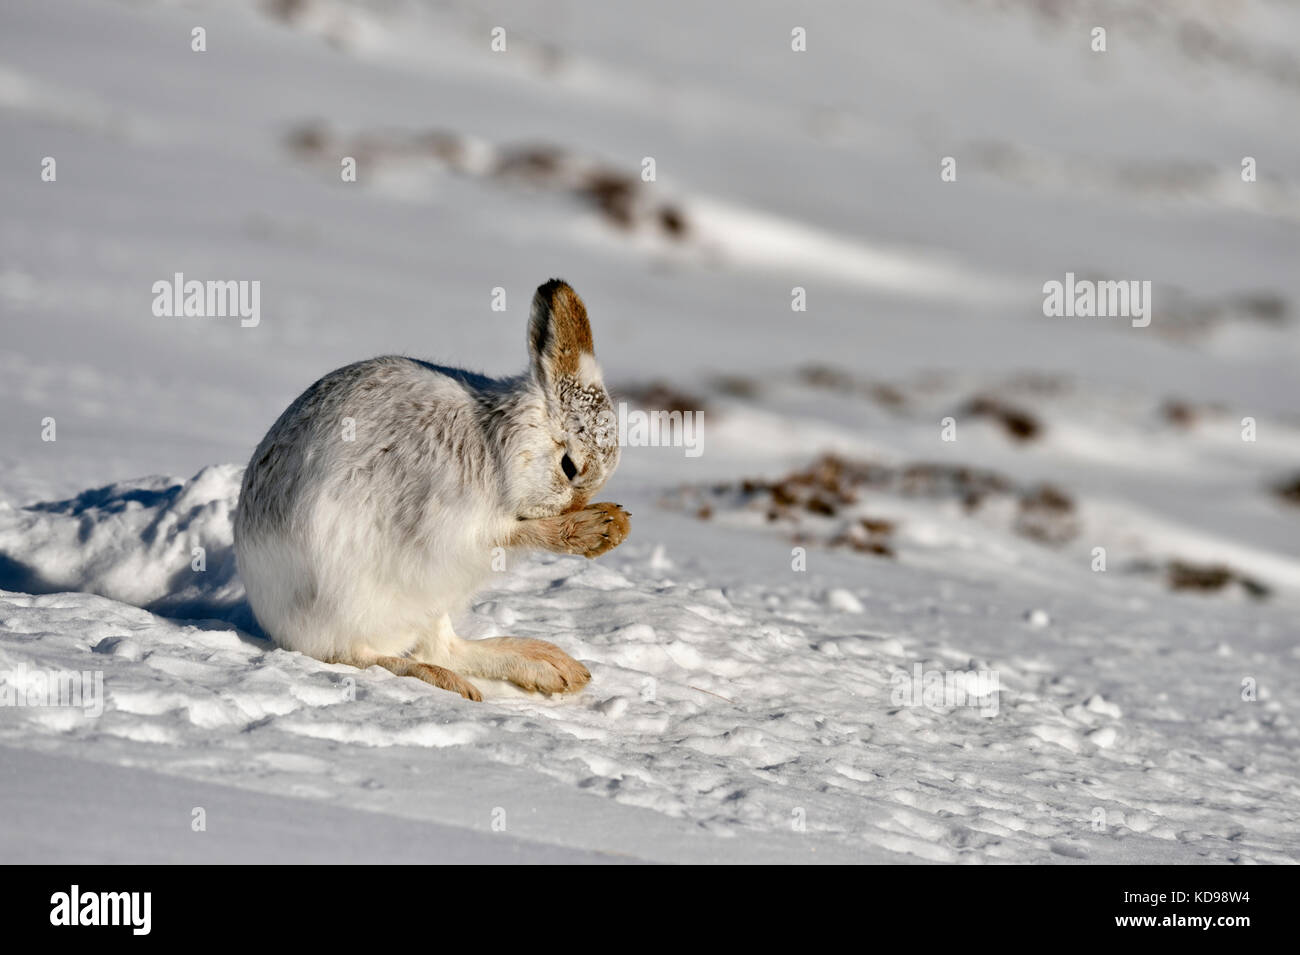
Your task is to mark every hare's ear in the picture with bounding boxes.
[529,279,595,392]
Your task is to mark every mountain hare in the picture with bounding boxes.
[234,279,628,701]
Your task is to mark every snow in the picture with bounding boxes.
[1,0,1299,863]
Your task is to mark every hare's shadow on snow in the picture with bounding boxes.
[149,595,270,650]
[0,552,270,650]
[0,479,270,650]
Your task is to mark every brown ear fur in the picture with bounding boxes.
[529,279,594,385]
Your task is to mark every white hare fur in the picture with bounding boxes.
[234,280,629,700]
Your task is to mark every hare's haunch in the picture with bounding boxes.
[234,279,627,700]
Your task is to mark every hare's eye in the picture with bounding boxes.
[560,453,578,482]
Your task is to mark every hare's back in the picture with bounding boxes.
[237,357,472,537]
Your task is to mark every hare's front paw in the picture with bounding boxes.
[564,502,630,558]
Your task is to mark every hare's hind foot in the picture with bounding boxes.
[386,658,483,702]
[338,651,483,701]
[458,637,591,696]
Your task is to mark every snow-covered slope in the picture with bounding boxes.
[1,0,1298,863]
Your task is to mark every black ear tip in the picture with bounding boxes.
[536,278,570,300]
